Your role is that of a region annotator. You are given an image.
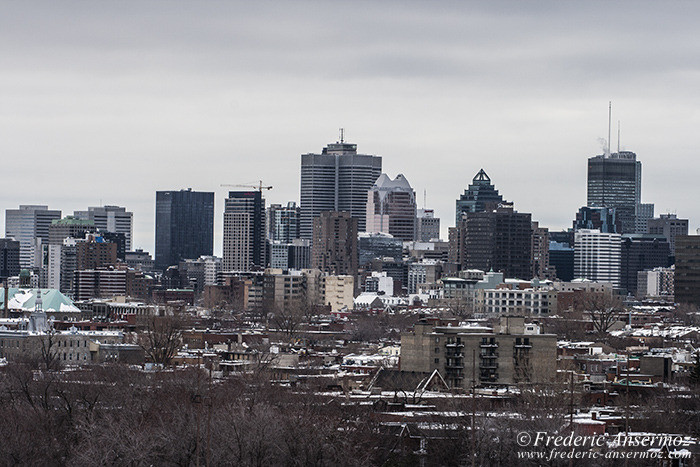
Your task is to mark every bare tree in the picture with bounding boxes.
[138,314,183,366]
[576,291,624,337]
[39,328,62,371]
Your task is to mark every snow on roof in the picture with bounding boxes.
[0,288,81,313]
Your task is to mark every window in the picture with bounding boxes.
[434,358,440,364]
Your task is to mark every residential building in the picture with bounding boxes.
[531,221,551,279]
[73,269,127,301]
[74,205,134,251]
[223,191,266,272]
[322,274,354,312]
[637,266,674,299]
[365,173,417,241]
[574,229,622,288]
[155,189,215,271]
[475,287,557,315]
[311,211,358,279]
[266,202,300,243]
[401,317,557,388]
[76,235,118,270]
[5,205,61,268]
[299,139,382,239]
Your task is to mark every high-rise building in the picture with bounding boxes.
[155,189,214,271]
[365,173,417,241]
[455,169,504,224]
[531,222,551,280]
[74,205,134,251]
[358,232,403,267]
[416,209,440,242]
[0,239,20,281]
[620,235,670,296]
[300,139,382,239]
[311,211,358,279]
[223,191,266,272]
[49,217,96,245]
[266,202,300,243]
[5,205,61,268]
[574,229,622,287]
[647,213,689,257]
[76,235,118,271]
[573,206,620,233]
[674,235,700,305]
[549,241,574,281]
[449,204,532,279]
[587,151,641,234]
[634,203,655,234]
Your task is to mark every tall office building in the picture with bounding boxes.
[266,202,300,243]
[155,189,215,271]
[455,169,504,224]
[674,235,700,305]
[619,235,670,296]
[634,203,655,235]
[365,173,417,241]
[311,211,358,279]
[587,151,641,234]
[647,213,689,257]
[573,206,620,233]
[5,205,61,268]
[416,209,440,242]
[574,229,622,287]
[0,239,20,281]
[223,191,266,272]
[449,204,532,279]
[74,205,134,251]
[300,139,382,239]
[49,217,96,245]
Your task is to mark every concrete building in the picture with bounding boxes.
[365,173,416,241]
[322,274,354,312]
[587,151,641,234]
[73,269,127,301]
[407,260,442,295]
[76,235,118,270]
[647,213,689,257]
[531,221,551,280]
[124,249,155,272]
[311,211,358,279]
[401,317,557,388]
[266,202,300,243]
[574,229,622,288]
[223,191,266,272]
[475,287,557,316]
[455,169,504,224]
[674,235,700,305]
[5,205,61,268]
[637,266,674,299]
[416,208,440,242]
[634,203,655,235]
[155,189,214,271]
[299,139,382,239]
[48,216,96,245]
[74,205,134,251]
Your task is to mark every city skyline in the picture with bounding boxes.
[2,2,699,255]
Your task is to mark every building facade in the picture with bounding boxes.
[647,213,689,257]
[674,235,700,305]
[0,239,20,281]
[300,140,382,239]
[266,202,300,243]
[74,205,134,251]
[223,191,266,272]
[416,208,440,242]
[5,205,62,268]
[574,229,622,288]
[365,173,417,241]
[455,169,504,224]
[155,189,214,271]
[586,151,641,234]
[311,211,358,280]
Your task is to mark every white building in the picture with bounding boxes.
[637,266,674,299]
[574,229,621,288]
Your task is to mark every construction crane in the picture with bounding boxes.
[220,180,273,192]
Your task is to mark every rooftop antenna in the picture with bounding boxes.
[339,128,344,143]
[617,120,621,154]
[606,101,612,157]
[423,189,427,209]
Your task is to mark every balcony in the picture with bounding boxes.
[480,343,498,348]
[480,353,498,359]
[479,362,499,370]
[446,342,464,348]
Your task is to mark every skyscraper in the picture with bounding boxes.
[365,173,417,241]
[0,239,20,281]
[311,211,358,279]
[300,138,382,239]
[674,235,700,305]
[155,189,214,271]
[586,151,641,234]
[74,205,134,251]
[574,229,622,287]
[455,169,504,224]
[5,205,61,268]
[416,209,440,242]
[223,191,266,272]
[266,202,300,242]
[647,213,689,257]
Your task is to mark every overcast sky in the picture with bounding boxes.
[2,1,699,255]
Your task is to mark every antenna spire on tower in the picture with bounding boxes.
[339,128,344,143]
[617,120,621,154]
[607,101,612,157]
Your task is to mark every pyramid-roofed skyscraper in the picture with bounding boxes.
[455,169,505,224]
